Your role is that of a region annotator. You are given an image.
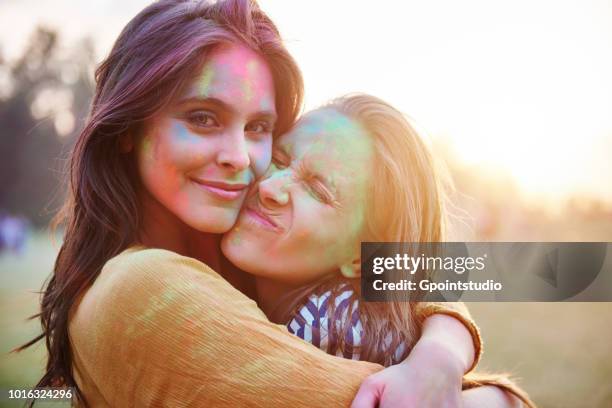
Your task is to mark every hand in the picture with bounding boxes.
[351,337,465,408]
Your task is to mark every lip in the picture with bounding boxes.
[190,178,249,201]
[244,205,282,232]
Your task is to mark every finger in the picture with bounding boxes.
[351,382,380,408]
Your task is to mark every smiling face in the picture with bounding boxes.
[137,42,276,233]
[221,108,374,284]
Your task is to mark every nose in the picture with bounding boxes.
[258,169,291,209]
[216,129,250,172]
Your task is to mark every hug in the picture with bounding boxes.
[23,0,535,406]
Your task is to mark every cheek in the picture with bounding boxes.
[138,138,182,208]
[281,222,348,281]
[292,222,317,243]
[167,123,217,168]
[285,205,334,253]
[294,207,360,264]
[138,129,195,194]
[222,226,274,275]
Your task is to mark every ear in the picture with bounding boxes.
[119,133,134,153]
[340,257,361,279]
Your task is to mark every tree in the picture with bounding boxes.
[0,27,95,227]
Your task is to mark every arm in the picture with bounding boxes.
[69,248,383,407]
[353,312,535,408]
[412,301,482,372]
[462,386,525,408]
[414,312,476,375]
[351,314,474,408]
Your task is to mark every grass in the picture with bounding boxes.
[470,302,612,407]
[1,232,611,407]
[0,232,68,407]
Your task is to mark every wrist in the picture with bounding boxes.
[420,314,476,373]
[405,336,467,380]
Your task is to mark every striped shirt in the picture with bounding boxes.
[286,285,406,366]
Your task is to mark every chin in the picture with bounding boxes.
[221,233,261,274]
[221,231,244,260]
[183,208,238,234]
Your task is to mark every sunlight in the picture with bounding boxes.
[2,0,610,202]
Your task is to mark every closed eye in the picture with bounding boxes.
[271,146,291,169]
[307,178,335,205]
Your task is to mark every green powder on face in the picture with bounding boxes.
[260,97,272,111]
[223,172,245,183]
[230,227,243,246]
[198,66,216,97]
[242,59,259,102]
[241,80,254,102]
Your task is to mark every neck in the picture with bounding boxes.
[186,231,222,272]
[138,192,189,254]
[138,189,222,271]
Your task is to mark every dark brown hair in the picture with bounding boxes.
[19,0,303,404]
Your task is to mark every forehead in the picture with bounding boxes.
[182,42,275,113]
[280,109,373,165]
[278,109,374,196]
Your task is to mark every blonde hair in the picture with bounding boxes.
[331,94,448,243]
[330,94,449,364]
[276,94,450,365]
[279,94,536,407]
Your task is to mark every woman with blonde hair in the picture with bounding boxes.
[222,94,535,407]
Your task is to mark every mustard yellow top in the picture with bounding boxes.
[69,247,482,407]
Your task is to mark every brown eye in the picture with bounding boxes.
[186,110,219,128]
[245,120,272,134]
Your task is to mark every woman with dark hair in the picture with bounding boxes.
[21,0,517,406]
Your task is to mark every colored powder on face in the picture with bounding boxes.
[299,121,324,137]
[250,142,273,177]
[310,110,372,244]
[268,168,293,189]
[327,114,352,133]
[260,97,273,111]
[197,65,216,97]
[173,122,193,143]
[242,59,263,102]
[225,171,250,184]
[229,227,243,246]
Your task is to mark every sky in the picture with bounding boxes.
[1,0,611,204]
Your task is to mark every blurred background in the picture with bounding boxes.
[0,0,611,407]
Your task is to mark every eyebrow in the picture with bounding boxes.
[176,96,277,122]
